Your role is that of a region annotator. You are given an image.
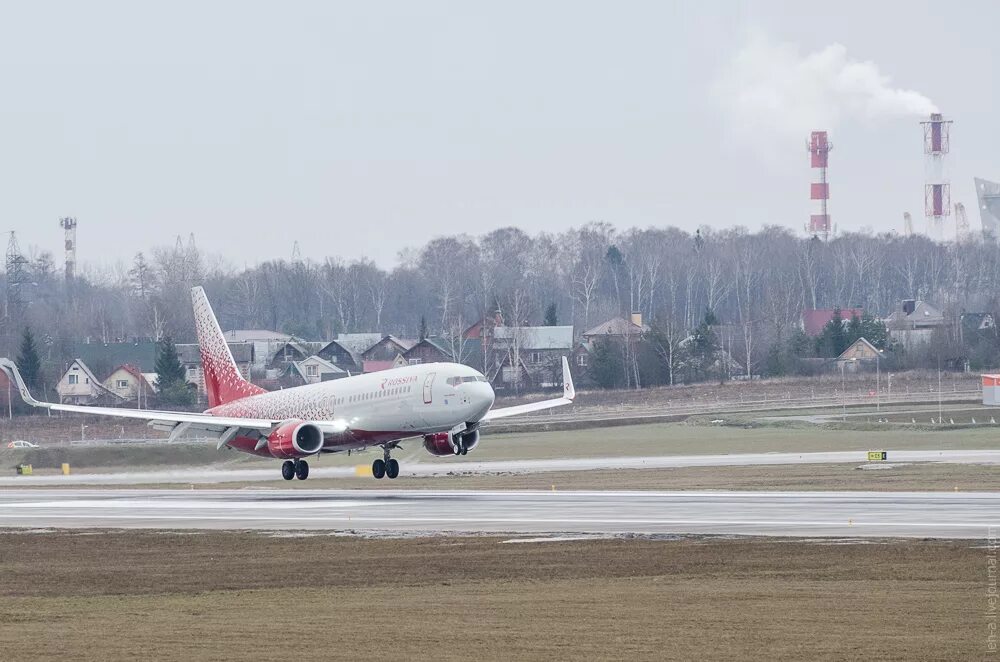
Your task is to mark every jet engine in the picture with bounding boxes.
[267,419,324,458]
[422,428,480,456]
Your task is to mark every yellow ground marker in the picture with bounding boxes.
[355,465,373,477]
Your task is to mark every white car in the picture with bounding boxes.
[6,440,38,449]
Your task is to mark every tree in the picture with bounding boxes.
[543,303,558,326]
[816,308,848,357]
[418,316,428,342]
[589,338,624,388]
[155,336,193,406]
[687,312,719,382]
[17,327,41,391]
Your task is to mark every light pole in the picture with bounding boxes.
[876,351,881,412]
[841,361,846,421]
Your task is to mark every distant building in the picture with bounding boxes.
[836,337,882,371]
[361,336,417,372]
[581,314,644,342]
[67,340,158,377]
[884,299,946,349]
[102,364,158,403]
[491,325,574,389]
[801,308,864,336]
[975,178,1000,241]
[56,359,120,405]
[292,356,346,384]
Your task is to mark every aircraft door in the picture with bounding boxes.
[423,372,436,404]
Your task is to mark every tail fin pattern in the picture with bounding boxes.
[191,286,266,408]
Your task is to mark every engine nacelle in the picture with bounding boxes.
[423,431,458,456]
[422,429,480,456]
[267,419,324,459]
[460,428,480,452]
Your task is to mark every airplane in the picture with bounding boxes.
[0,287,575,481]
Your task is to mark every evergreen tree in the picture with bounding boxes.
[543,303,558,326]
[688,312,719,382]
[816,308,848,357]
[155,337,186,386]
[155,337,192,406]
[846,313,863,345]
[589,338,624,388]
[418,316,428,341]
[17,327,41,390]
[859,312,889,350]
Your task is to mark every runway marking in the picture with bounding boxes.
[0,514,991,528]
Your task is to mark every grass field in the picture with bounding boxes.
[0,530,987,661]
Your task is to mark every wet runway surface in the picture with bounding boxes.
[2,449,998,486]
[1,488,996,538]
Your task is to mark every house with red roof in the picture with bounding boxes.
[801,308,864,336]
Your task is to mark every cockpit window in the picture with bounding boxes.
[446,375,487,386]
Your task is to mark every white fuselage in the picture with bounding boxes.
[207,362,495,447]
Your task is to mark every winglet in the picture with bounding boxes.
[562,356,575,401]
[0,358,50,409]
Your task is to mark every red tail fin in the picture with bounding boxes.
[191,286,266,408]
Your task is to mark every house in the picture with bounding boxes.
[401,336,483,368]
[884,299,946,349]
[490,325,574,389]
[402,337,454,365]
[67,340,158,377]
[361,336,417,373]
[56,359,120,405]
[836,337,883,371]
[266,340,327,369]
[316,334,384,375]
[801,308,864,336]
[582,314,644,341]
[102,364,158,403]
[293,355,347,384]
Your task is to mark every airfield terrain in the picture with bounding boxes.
[0,394,997,660]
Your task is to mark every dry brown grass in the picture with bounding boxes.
[0,531,987,661]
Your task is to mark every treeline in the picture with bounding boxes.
[3,225,1000,387]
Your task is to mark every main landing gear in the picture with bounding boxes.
[281,459,310,481]
[372,448,399,480]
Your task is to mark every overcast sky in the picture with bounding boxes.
[0,1,996,269]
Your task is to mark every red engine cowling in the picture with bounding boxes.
[267,420,324,459]
[423,432,457,456]
[422,429,480,456]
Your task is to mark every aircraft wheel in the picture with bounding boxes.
[385,458,399,479]
[281,460,295,481]
[372,458,386,479]
[295,459,310,480]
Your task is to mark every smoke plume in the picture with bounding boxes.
[715,32,937,144]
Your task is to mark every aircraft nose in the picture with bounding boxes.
[467,381,495,417]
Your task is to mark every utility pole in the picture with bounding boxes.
[876,352,881,412]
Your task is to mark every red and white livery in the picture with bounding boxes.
[0,287,575,480]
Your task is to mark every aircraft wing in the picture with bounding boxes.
[480,356,576,422]
[0,358,278,445]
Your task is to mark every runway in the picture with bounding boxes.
[0,488,996,538]
[2,448,998,486]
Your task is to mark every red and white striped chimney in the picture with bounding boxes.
[807,131,832,240]
[921,113,951,241]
